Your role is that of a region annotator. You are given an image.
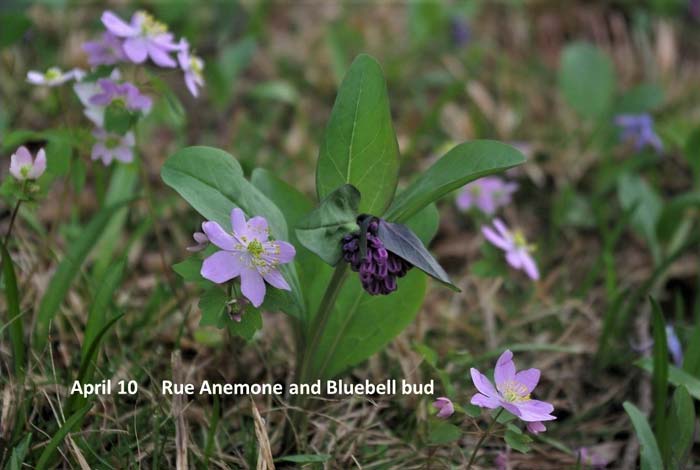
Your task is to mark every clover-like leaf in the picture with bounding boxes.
[295,185,360,265]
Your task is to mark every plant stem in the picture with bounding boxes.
[4,181,27,247]
[466,408,503,470]
[298,263,349,384]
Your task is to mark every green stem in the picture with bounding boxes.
[3,181,27,247]
[298,264,349,384]
[466,408,503,470]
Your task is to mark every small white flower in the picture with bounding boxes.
[27,67,85,86]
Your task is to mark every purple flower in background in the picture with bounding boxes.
[177,39,205,97]
[200,208,296,307]
[89,78,152,112]
[91,128,135,165]
[470,350,556,429]
[482,219,539,280]
[9,146,46,181]
[666,324,683,367]
[101,10,179,67]
[456,176,518,215]
[341,217,412,295]
[432,397,454,419]
[450,17,471,46]
[614,114,663,153]
[576,447,607,469]
[82,32,126,66]
[74,70,122,126]
[187,226,209,252]
[27,67,84,86]
[527,421,546,434]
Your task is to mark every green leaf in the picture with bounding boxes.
[667,386,695,469]
[104,101,138,135]
[649,297,669,464]
[1,245,25,378]
[34,202,127,350]
[34,403,92,470]
[308,268,426,378]
[199,287,227,327]
[376,219,457,290]
[685,127,700,184]
[250,80,299,104]
[504,428,533,453]
[0,11,31,48]
[173,257,210,288]
[7,433,32,470]
[623,401,664,470]
[160,146,304,318]
[617,173,662,248]
[316,53,399,216]
[405,203,440,245]
[384,141,525,223]
[296,185,360,265]
[228,307,262,342]
[616,83,664,114]
[428,420,461,445]
[558,42,616,119]
[637,358,700,400]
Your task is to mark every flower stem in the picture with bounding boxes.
[466,408,504,469]
[298,263,349,384]
[3,181,27,247]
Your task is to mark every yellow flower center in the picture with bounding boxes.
[247,239,264,258]
[20,166,31,177]
[45,67,62,80]
[501,380,530,403]
[137,11,168,35]
[190,56,203,78]
[513,230,536,252]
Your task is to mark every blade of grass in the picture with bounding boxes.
[623,401,663,470]
[34,201,128,351]
[67,313,124,414]
[34,403,92,470]
[649,296,669,466]
[1,244,25,378]
[636,358,700,400]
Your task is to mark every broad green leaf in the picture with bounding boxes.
[1,245,25,378]
[172,257,210,289]
[384,141,525,222]
[617,173,662,248]
[428,420,461,445]
[296,185,360,265]
[316,53,399,215]
[160,146,304,318]
[0,11,31,48]
[405,203,440,245]
[376,219,457,290]
[198,287,227,327]
[505,428,533,453]
[616,83,664,114]
[309,268,426,378]
[623,401,664,470]
[668,386,695,469]
[649,297,669,464]
[559,42,616,119]
[35,403,92,470]
[34,202,127,350]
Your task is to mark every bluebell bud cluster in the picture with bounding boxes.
[341,217,412,295]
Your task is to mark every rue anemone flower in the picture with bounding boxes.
[341,216,412,295]
[200,208,296,307]
[82,31,126,66]
[27,67,85,86]
[91,128,135,165]
[470,350,555,433]
[9,146,47,181]
[74,70,122,126]
[89,78,152,113]
[177,38,205,98]
[456,176,518,215]
[614,114,663,153]
[482,218,539,280]
[432,397,455,419]
[101,10,180,67]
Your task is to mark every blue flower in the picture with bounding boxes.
[614,114,663,153]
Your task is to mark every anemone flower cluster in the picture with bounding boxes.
[200,208,296,308]
[341,217,412,295]
[470,349,556,434]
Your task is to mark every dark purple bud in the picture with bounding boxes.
[384,276,397,292]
